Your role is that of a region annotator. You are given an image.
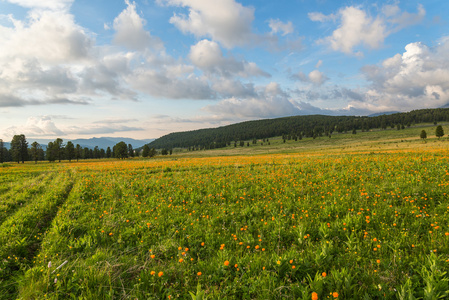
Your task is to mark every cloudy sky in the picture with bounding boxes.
[1,0,448,140]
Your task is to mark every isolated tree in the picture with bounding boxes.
[30,141,42,163]
[149,147,156,158]
[66,141,75,162]
[161,148,168,155]
[142,145,150,157]
[420,130,427,140]
[113,141,128,159]
[436,125,444,139]
[11,134,28,163]
[128,144,134,158]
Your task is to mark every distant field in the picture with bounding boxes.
[1,126,449,299]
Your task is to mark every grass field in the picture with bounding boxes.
[1,124,449,299]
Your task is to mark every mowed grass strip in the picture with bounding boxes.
[0,169,75,298]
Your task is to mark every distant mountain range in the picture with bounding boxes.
[1,137,154,150]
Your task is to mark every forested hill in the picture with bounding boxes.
[147,108,449,150]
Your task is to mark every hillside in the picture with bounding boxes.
[147,108,449,149]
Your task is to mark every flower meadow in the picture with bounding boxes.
[1,147,449,299]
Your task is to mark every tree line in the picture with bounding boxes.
[0,136,159,164]
[147,108,449,150]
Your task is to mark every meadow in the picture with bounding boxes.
[1,126,449,299]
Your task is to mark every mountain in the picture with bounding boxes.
[1,137,153,150]
[70,137,154,149]
[368,111,399,117]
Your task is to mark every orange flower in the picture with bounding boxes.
[197,272,202,276]
[322,272,327,277]
[179,258,183,263]
[332,292,339,298]
[224,260,229,266]
[158,271,163,277]
[376,259,380,264]
[312,292,318,300]
[150,271,155,275]
[150,255,155,259]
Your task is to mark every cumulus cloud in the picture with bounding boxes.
[268,19,293,36]
[311,4,426,55]
[161,0,255,48]
[203,82,300,118]
[358,39,449,111]
[189,39,270,78]
[113,0,163,51]
[292,70,328,86]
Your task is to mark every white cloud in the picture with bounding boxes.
[189,39,270,78]
[6,0,73,11]
[113,0,163,51]
[203,82,300,118]
[311,4,426,55]
[268,19,293,36]
[0,11,93,64]
[326,6,386,56]
[293,70,328,86]
[359,40,449,111]
[308,12,336,22]
[162,0,255,48]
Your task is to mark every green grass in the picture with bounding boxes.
[0,125,449,299]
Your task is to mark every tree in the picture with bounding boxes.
[54,138,64,162]
[30,141,42,163]
[420,130,427,140]
[47,142,56,162]
[436,125,444,139]
[66,141,75,162]
[75,144,81,161]
[11,134,28,163]
[128,144,134,158]
[142,145,150,157]
[0,139,4,163]
[106,147,112,158]
[113,141,128,159]
[161,148,168,155]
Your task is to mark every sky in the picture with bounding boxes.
[1,0,448,140]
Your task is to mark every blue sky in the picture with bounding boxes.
[0,0,448,140]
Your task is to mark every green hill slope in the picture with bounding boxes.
[147,108,449,149]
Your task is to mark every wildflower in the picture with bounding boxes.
[224,260,229,266]
[322,272,327,277]
[312,292,318,300]
[158,271,163,277]
[197,272,202,276]
[150,271,155,275]
[332,292,339,298]
[151,255,155,259]
[179,258,183,263]
[376,259,380,264]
